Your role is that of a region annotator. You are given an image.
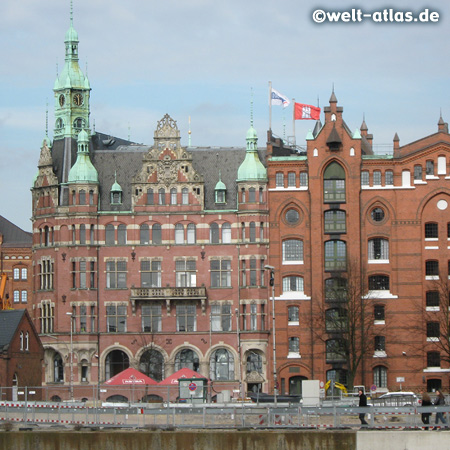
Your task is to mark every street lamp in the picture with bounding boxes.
[265,265,277,407]
[66,312,74,401]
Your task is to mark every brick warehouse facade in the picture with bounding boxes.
[29,15,450,401]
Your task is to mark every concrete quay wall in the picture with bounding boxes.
[0,430,446,449]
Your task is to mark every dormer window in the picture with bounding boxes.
[215,189,226,204]
[111,191,122,204]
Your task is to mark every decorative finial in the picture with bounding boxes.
[56,59,59,77]
[250,88,254,127]
[46,99,49,136]
[188,116,192,147]
[70,0,74,26]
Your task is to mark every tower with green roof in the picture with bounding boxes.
[53,2,91,141]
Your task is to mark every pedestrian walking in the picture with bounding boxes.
[434,389,447,428]
[358,389,368,425]
[421,392,432,430]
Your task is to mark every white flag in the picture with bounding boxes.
[271,88,290,108]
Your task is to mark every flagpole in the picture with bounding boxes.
[269,81,272,132]
[292,98,296,146]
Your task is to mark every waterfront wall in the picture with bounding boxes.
[0,430,446,450]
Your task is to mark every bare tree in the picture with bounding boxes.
[312,260,379,390]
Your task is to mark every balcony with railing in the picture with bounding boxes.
[130,286,207,314]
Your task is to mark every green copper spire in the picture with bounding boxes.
[237,90,267,182]
[53,1,91,140]
[68,130,98,183]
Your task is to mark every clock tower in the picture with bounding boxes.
[53,6,91,141]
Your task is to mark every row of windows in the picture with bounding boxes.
[275,172,308,188]
[13,290,28,303]
[361,170,394,186]
[43,303,266,335]
[424,222,450,239]
[52,347,264,384]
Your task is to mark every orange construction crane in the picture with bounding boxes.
[0,273,11,310]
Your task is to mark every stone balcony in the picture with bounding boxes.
[130,286,207,314]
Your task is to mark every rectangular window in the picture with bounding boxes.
[288,172,296,187]
[176,304,196,332]
[361,171,369,186]
[427,351,440,367]
[289,337,300,354]
[210,259,231,287]
[141,260,162,287]
[374,305,385,321]
[21,268,27,280]
[425,223,438,239]
[13,290,20,303]
[106,305,127,332]
[71,261,77,289]
[89,261,96,289]
[79,260,87,289]
[283,276,304,292]
[324,179,345,202]
[282,239,304,262]
[374,336,385,351]
[275,172,284,188]
[300,172,308,187]
[368,238,389,260]
[13,268,20,280]
[249,258,257,286]
[79,305,87,332]
[426,291,440,307]
[385,170,393,185]
[91,306,96,332]
[426,160,434,176]
[324,210,346,233]
[106,260,127,289]
[250,304,257,330]
[211,304,231,331]
[176,260,197,287]
[21,290,27,303]
[142,304,162,332]
[414,165,423,180]
[373,171,381,186]
[40,301,54,333]
[427,322,440,339]
[39,259,54,290]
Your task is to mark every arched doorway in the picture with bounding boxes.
[105,350,129,380]
[289,376,307,395]
[139,348,164,382]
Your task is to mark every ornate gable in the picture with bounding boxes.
[132,114,204,210]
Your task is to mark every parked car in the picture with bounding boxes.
[377,392,421,407]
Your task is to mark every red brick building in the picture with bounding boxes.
[0,216,33,315]
[266,92,450,396]
[29,13,450,402]
[0,309,44,400]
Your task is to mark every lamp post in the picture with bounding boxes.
[265,265,277,407]
[66,312,74,401]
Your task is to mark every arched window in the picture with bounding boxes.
[368,275,389,290]
[249,222,256,243]
[326,339,345,362]
[324,240,346,270]
[170,188,177,205]
[174,349,199,372]
[147,188,154,205]
[105,350,130,380]
[117,224,127,245]
[210,349,234,381]
[182,188,189,205]
[187,223,196,244]
[53,353,64,383]
[210,223,219,244]
[282,276,304,292]
[139,349,164,382]
[79,224,86,245]
[325,308,347,332]
[373,366,387,388]
[222,223,231,243]
[152,224,162,244]
[246,351,263,374]
[105,224,115,246]
[158,188,165,205]
[324,162,345,202]
[140,224,150,245]
[282,239,303,263]
[175,224,184,244]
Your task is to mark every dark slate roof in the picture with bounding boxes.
[0,310,25,351]
[0,216,32,247]
[50,129,267,212]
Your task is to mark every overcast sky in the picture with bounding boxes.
[1,0,448,231]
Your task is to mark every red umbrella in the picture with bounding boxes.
[158,368,207,385]
[105,367,158,385]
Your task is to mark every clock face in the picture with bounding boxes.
[73,93,83,106]
[59,94,65,107]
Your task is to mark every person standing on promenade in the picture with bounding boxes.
[434,389,447,428]
[358,389,368,425]
[421,393,432,430]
